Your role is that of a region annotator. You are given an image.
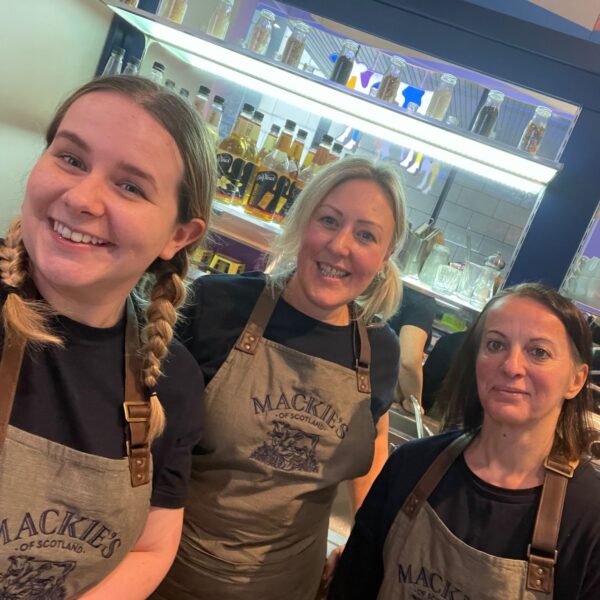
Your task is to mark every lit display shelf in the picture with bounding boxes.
[401,274,482,314]
[101,0,560,195]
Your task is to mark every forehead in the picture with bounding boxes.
[57,91,183,178]
[320,177,394,221]
[483,295,571,344]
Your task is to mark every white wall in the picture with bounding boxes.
[0,0,111,231]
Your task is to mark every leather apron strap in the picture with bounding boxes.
[123,297,152,487]
[526,456,577,594]
[0,329,26,449]
[401,431,474,519]
[0,297,150,487]
[234,282,372,393]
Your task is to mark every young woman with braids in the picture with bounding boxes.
[0,76,215,599]
[154,158,407,600]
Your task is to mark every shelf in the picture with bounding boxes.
[101,0,560,194]
[210,200,280,252]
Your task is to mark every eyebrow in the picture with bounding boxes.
[319,203,384,231]
[485,329,556,346]
[54,130,158,190]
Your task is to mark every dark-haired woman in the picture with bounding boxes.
[330,283,600,599]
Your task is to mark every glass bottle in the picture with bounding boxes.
[297,134,333,185]
[426,73,457,121]
[472,90,504,137]
[247,9,275,55]
[376,56,405,103]
[122,57,140,76]
[330,40,359,85]
[158,0,187,24]
[281,22,310,68]
[246,120,296,221]
[165,79,176,92]
[216,103,255,204]
[207,0,235,41]
[245,111,264,161]
[206,95,225,145]
[149,62,165,85]
[193,85,210,117]
[120,0,139,6]
[237,110,264,206]
[288,129,308,178]
[102,47,125,76]
[328,142,344,164]
[256,124,281,164]
[518,106,551,155]
[179,88,190,101]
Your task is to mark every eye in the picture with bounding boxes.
[318,214,338,228]
[357,230,377,243]
[529,346,551,360]
[60,153,84,170]
[486,339,504,352]
[120,182,146,198]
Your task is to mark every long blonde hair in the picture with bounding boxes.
[268,157,407,323]
[0,76,217,443]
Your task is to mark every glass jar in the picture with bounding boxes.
[102,47,125,76]
[419,244,450,287]
[193,85,211,117]
[158,0,187,24]
[120,0,139,7]
[376,56,405,103]
[472,90,504,137]
[426,73,457,121]
[247,9,275,55]
[518,106,551,154]
[207,0,234,40]
[330,40,359,85]
[281,22,310,68]
[122,57,140,76]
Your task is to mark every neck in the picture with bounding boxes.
[32,275,128,328]
[283,276,350,325]
[464,417,556,489]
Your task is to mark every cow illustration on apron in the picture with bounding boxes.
[155,282,378,600]
[0,299,152,599]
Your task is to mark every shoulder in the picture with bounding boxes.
[388,287,436,334]
[368,321,399,358]
[188,271,266,303]
[565,460,600,515]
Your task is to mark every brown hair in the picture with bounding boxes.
[441,282,596,461]
[1,76,217,442]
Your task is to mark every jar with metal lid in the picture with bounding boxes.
[518,106,551,154]
[120,0,139,7]
[149,62,165,85]
[247,9,275,55]
[206,0,234,40]
[376,56,406,103]
[122,57,140,76]
[472,90,504,137]
[330,40,359,86]
[158,0,187,24]
[102,47,125,76]
[426,73,457,121]
[281,22,310,68]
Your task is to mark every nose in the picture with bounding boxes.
[63,173,106,217]
[501,347,526,377]
[327,226,352,256]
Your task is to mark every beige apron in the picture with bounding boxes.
[155,283,377,600]
[0,299,152,599]
[377,433,575,599]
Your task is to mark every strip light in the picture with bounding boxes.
[108,3,560,194]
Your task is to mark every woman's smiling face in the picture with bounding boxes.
[285,178,395,325]
[21,91,199,306]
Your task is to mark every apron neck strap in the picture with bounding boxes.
[526,455,577,595]
[123,296,152,487]
[0,298,150,487]
[234,282,373,394]
[0,329,26,450]
[401,432,474,519]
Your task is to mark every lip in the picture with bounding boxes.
[492,386,529,395]
[49,218,113,247]
[316,261,350,278]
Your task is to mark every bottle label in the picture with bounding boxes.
[247,170,292,217]
[216,152,256,203]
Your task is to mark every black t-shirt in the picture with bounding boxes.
[176,272,399,423]
[387,287,436,349]
[1,287,203,509]
[329,431,600,599]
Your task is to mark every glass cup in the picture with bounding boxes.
[432,264,460,294]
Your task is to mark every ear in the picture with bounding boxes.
[564,362,589,400]
[159,217,206,261]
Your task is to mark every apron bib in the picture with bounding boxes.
[155,283,377,600]
[377,434,574,599]
[0,299,152,599]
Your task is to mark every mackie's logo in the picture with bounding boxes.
[0,555,75,600]
[251,420,320,473]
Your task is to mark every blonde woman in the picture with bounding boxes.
[156,157,407,600]
[0,76,215,599]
